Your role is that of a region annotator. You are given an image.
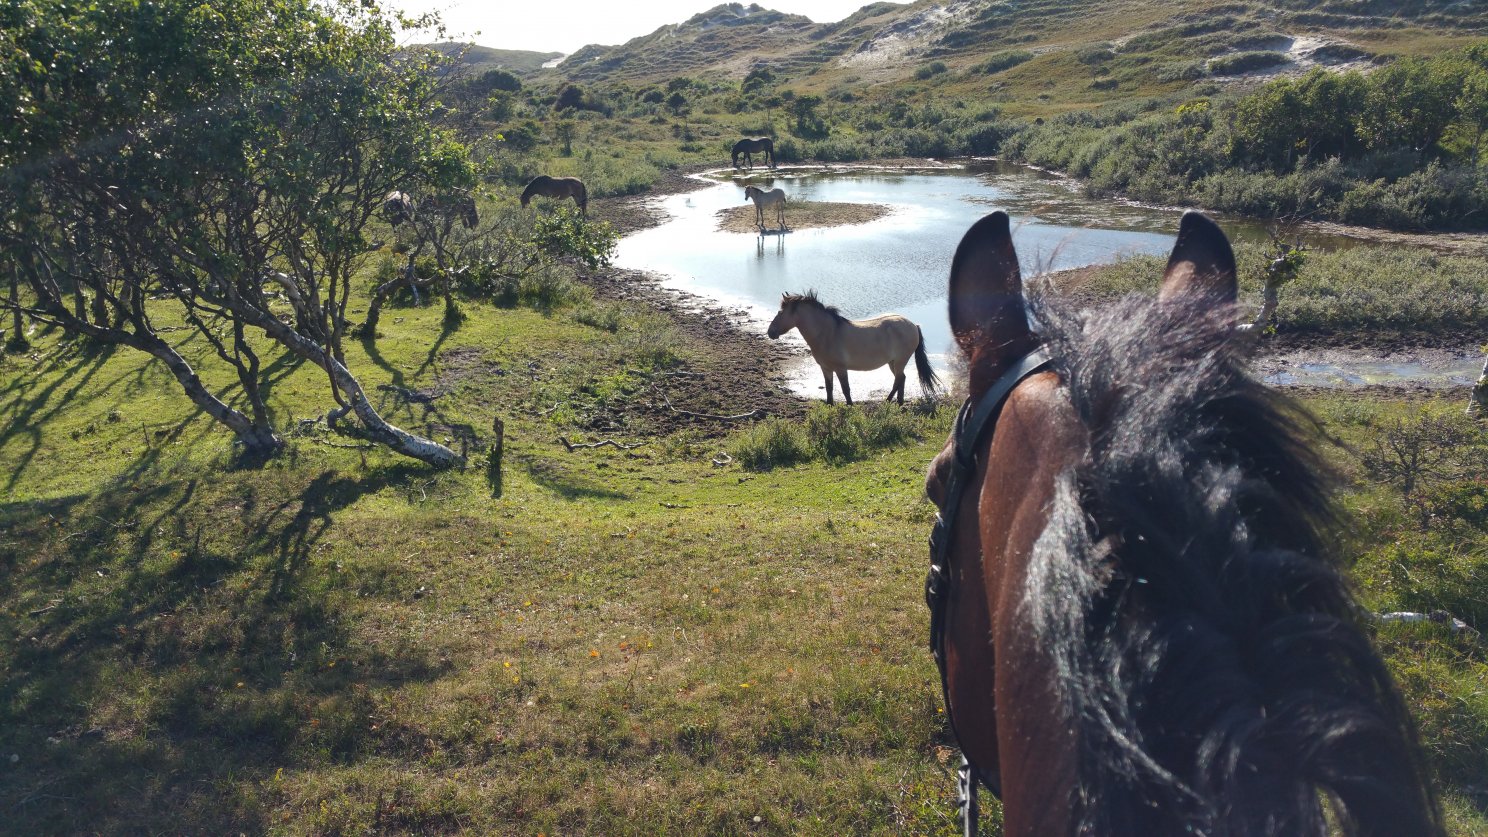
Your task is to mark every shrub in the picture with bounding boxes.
[732,419,812,471]
[980,51,1033,75]
[531,208,619,269]
[1208,51,1288,76]
[573,301,622,332]
[914,61,948,80]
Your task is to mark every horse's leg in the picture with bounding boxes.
[823,368,834,405]
[837,370,852,405]
[888,372,906,404]
[889,356,908,404]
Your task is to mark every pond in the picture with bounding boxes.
[613,162,1459,398]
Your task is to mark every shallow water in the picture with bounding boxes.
[613,163,1442,398]
[1262,359,1481,388]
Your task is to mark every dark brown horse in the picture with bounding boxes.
[520,175,587,215]
[731,136,775,169]
[925,211,1442,836]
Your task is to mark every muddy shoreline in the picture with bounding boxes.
[584,169,810,433]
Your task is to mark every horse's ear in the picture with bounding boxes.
[1159,211,1237,304]
[948,211,1030,357]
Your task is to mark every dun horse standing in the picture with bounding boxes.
[731,136,775,169]
[744,185,787,231]
[521,175,587,215]
[924,211,1441,836]
[767,291,938,405]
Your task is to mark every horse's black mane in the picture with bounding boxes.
[1026,294,1441,836]
[784,289,848,324]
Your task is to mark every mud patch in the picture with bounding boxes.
[574,267,806,437]
[714,201,890,234]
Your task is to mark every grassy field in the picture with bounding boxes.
[3,254,1487,833]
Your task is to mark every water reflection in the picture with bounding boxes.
[613,163,1360,399]
[755,232,785,261]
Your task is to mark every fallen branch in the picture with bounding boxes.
[1375,610,1477,635]
[559,436,647,452]
[660,392,763,422]
[313,439,376,450]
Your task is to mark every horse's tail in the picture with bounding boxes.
[913,328,939,395]
[1027,295,1442,836]
[576,181,587,215]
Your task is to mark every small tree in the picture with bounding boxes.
[555,120,577,156]
[0,0,470,467]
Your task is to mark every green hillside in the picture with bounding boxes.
[423,42,562,75]
[540,0,1488,112]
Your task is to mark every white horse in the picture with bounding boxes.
[743,185,787,231]
[766,290,939,405]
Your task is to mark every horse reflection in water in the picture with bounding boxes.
[923,210,1443,836]
[755,230,784,260]
[767,290,938,405]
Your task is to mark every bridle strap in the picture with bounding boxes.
[926,346,1054,818]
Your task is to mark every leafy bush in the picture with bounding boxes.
[531,208,618,270]
[914,61,948,80]
[1076,46,1116,65]
[732,419,812,471]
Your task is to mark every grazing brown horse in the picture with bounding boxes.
[767,290,938,405]
[731,136,775,169]
[924,211,1442,836]
[520,175,587,215]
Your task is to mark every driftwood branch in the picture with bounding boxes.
[559,436,647,452]
[1375,610,1478,636]
[660,391,763,421]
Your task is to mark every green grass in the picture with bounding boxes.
[0,281,979,834]
[5,286,1486,834]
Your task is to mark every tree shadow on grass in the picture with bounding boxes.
[521,454,630,500]
[0,342,116,494]
[0,463,447,833]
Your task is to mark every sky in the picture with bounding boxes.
[388,0,908,55]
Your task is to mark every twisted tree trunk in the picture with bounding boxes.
[247,306,461,468]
